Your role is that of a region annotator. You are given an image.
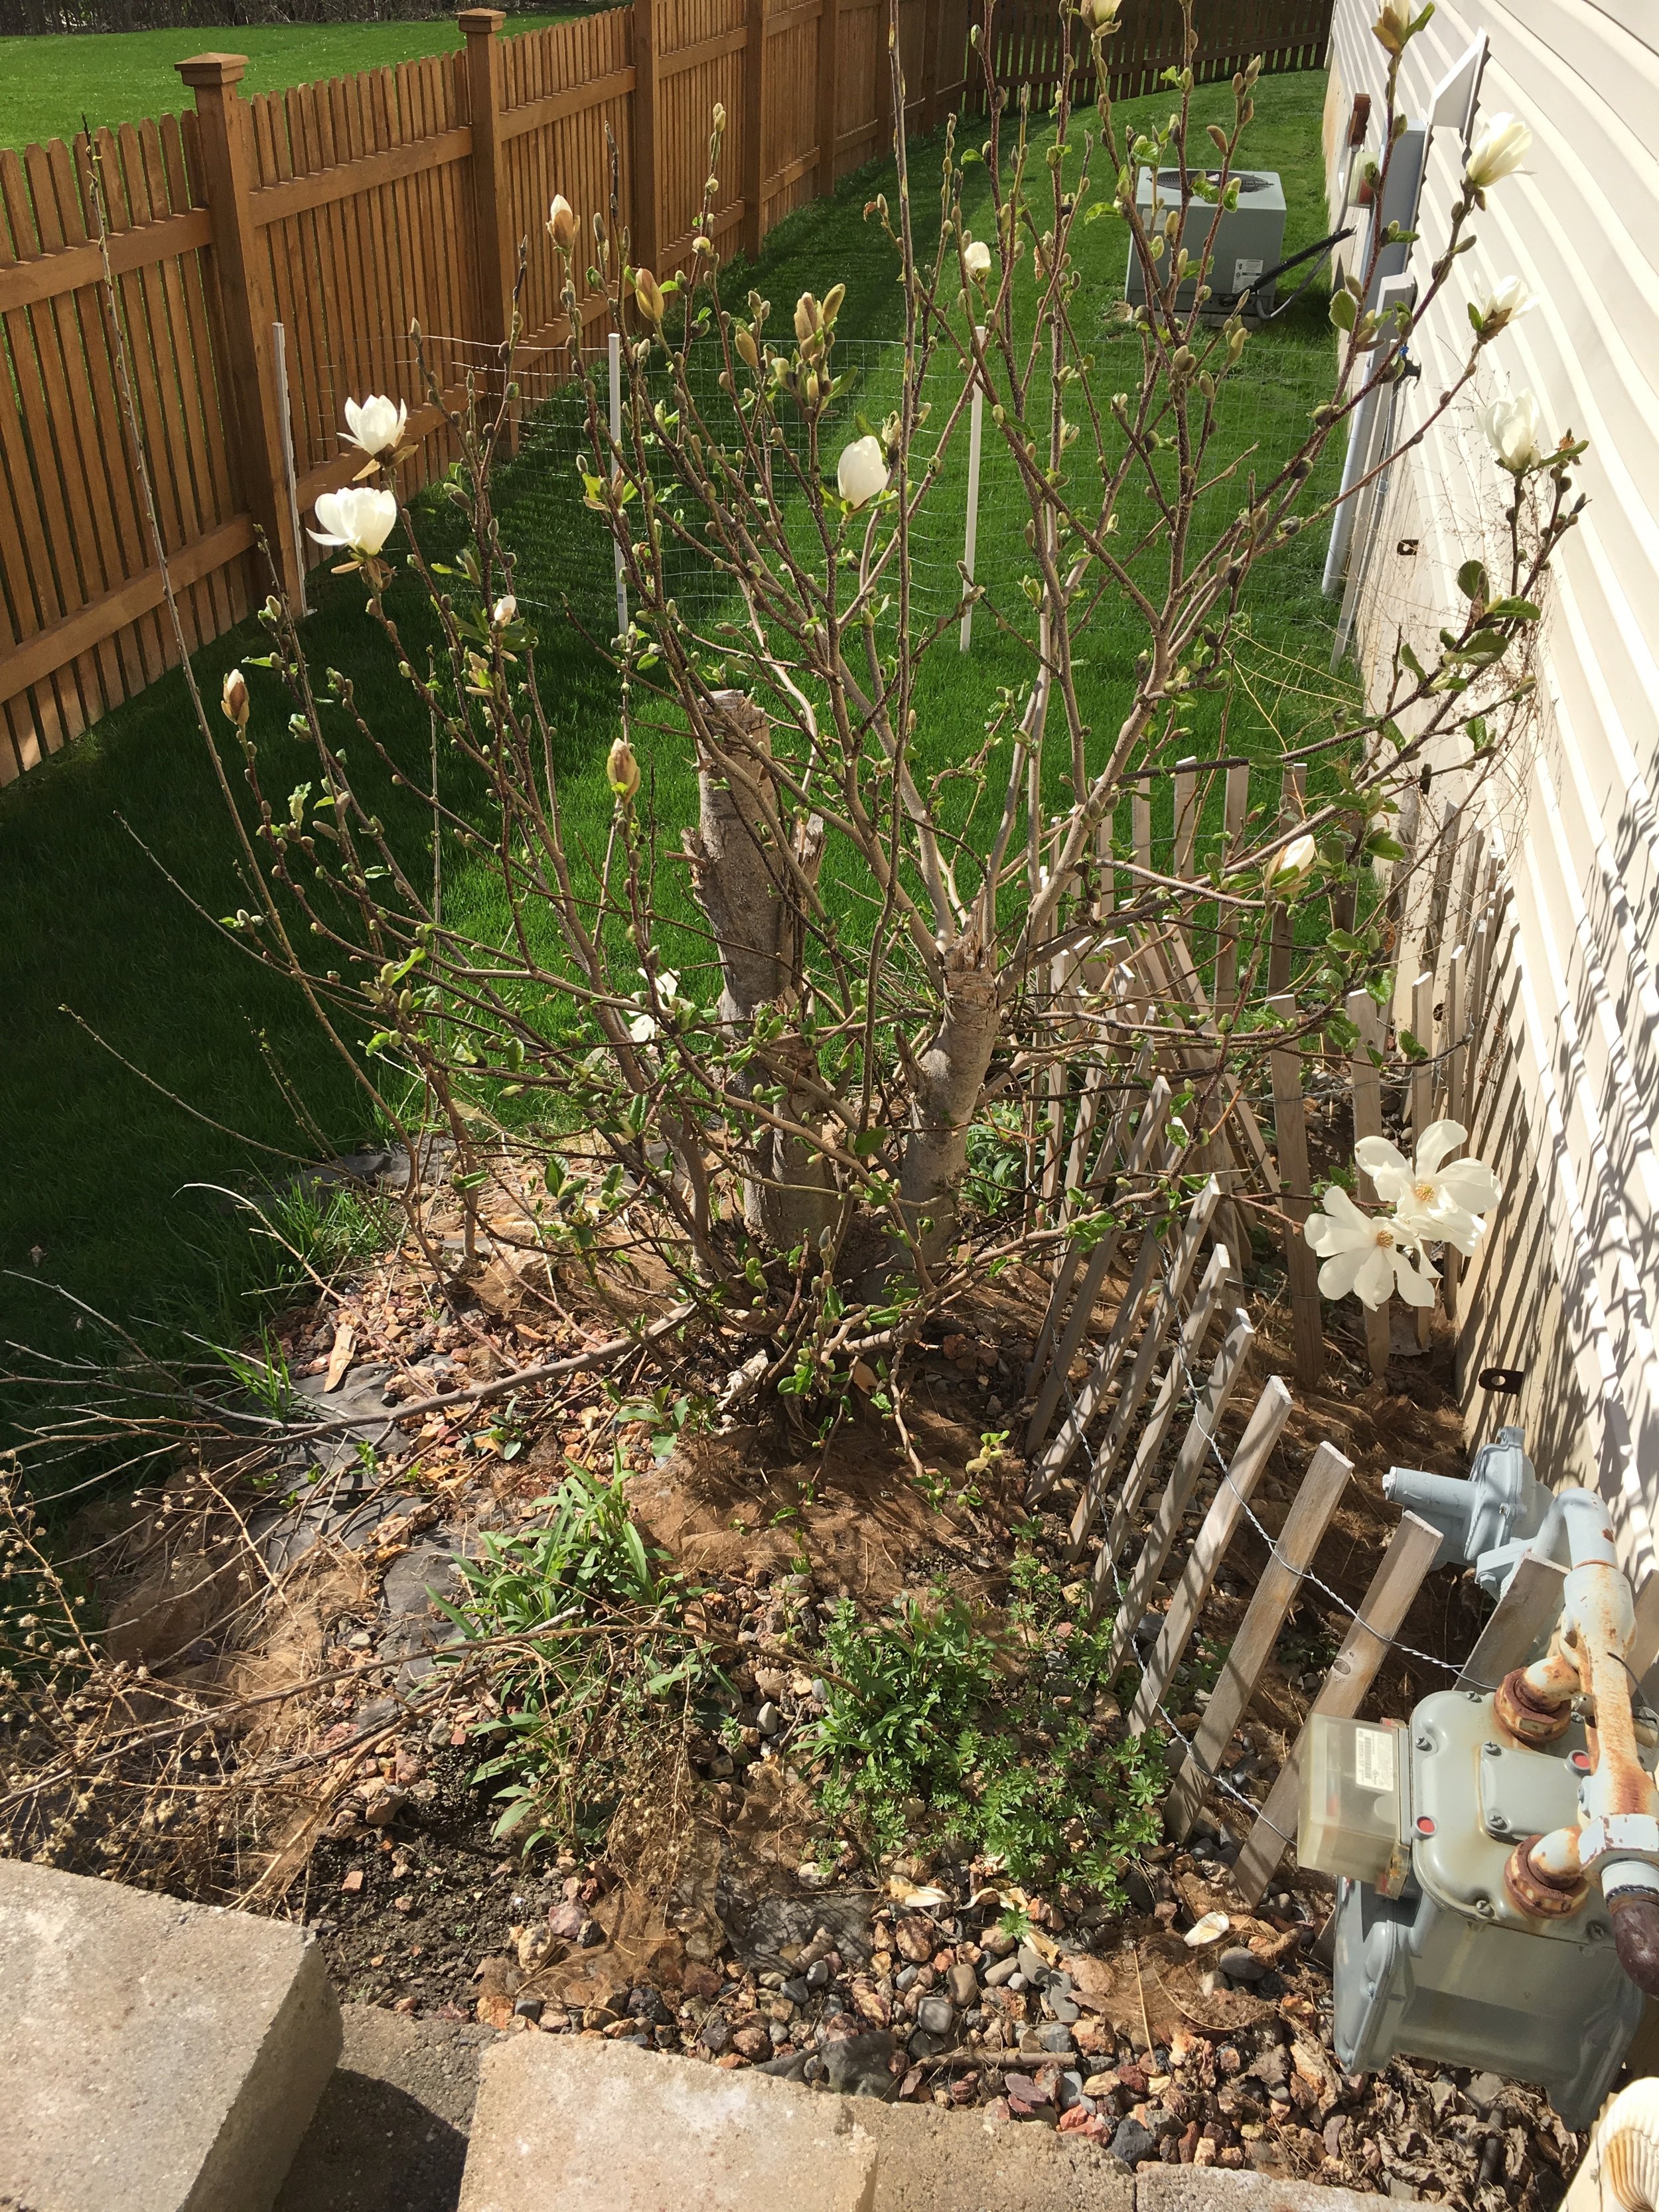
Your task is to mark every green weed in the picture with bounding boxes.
[810,1551,1166,1907]
[436,1458,706,1855]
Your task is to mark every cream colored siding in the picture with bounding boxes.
[1325,0,1659,1570]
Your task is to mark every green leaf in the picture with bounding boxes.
[1457,558,1490,602]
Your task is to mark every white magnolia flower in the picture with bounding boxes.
[492,594,517,628]
[342,394,407,458]
[220,667,249,729]
[546,194,576,251]
[1305,1185,1439,1309]
[837,435,888,508]
[1475,274,1534,334]
[1466,111,1531,192]
[311,486,397,557]
[964,238,992,279]
[1271,832,1319,885]
[628,968,680,1043]
[1356,1119,1500,1255]
[1481,389,1545,474]
[1084,0,1120,24]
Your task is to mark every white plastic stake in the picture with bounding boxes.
[271,322,311,617]
[959,325,985,652]
[609,329,628,642]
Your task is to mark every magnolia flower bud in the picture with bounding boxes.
[837,434,888,508]
[492,594,517,627]
[546,194,577,252]
[1465,111,1531,191]
[221,667,250,729]
[822,282,845,324]
[1481,388,1545,473]
[634,267,666,323]
[1083,0,1120,25]
[311,486,398,559]
[964,238,992,279]
[1371,0,1413,55]
[1472,273,1534,336]
[735,327,760,370]
[342,394,408,458]
[794,293,818,342]
[607,735,641,802]
[1270,832,1319,886]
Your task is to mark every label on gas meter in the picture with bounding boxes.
[1232,257,1265,289]
[1354,1726,1394,1792]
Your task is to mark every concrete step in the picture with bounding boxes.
[277,2008,1398,2212]
[0,1858,341,2212]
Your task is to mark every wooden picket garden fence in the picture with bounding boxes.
[1004,752,1521,1887]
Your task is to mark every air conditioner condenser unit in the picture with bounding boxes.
[1123,168,1287,318]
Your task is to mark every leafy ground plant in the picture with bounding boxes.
[437,1459,707,1854]
[810,1548,1165,1906]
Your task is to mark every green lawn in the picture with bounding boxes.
[0,67,1348,1402]
[0,12,585,150]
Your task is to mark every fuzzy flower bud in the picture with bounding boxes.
[607,735,641,802]
[546,194,577,252]
[634,267,666,323]
[221,668,250,729]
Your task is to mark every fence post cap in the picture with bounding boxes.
[175,52,250,88]
[457,9,506,35]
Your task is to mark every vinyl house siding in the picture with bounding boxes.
[1322,0,1659,1576]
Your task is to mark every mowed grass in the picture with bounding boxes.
[0,67,1348,1386]
[0,11,588,151]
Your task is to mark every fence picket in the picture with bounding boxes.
[1127,1374,1294,1733]
[1165,1436,1352,1839]
[1096,1305,1258,1659]
[1032,1177,1220,1500]
[1069,1246,1232,1563]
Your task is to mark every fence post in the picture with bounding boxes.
[920,0,944,133]
[176,54,305,609]
[816,0,840,198]
[742,0,767,259]
[460,11,514,359]
[630,0,660,271]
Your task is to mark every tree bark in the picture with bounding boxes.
[897,934,1001,1272]
[684,691,833,1250]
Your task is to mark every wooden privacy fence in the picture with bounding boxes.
[0,0,1333,783]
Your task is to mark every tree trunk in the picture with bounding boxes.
[897,935,1001,1272]
[684,691,833,1250]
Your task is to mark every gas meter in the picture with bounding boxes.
[1301,1432,1659,2127]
